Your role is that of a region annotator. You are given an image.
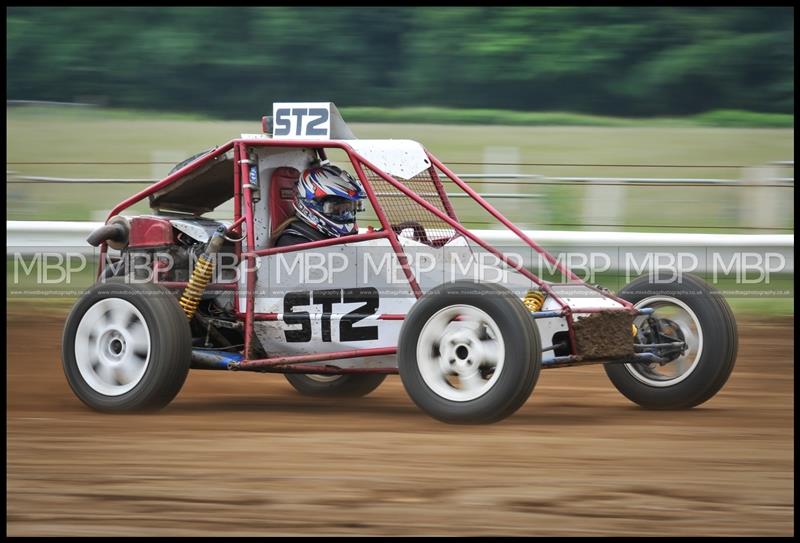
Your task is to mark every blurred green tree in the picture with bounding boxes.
[6,6,793,117]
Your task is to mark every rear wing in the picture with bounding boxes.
[149,149,234,214]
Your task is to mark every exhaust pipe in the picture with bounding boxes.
[87,216,130,249]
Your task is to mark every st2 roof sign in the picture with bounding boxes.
[271,102,355,141]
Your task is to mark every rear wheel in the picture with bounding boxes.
[398,280,541,424]
[283,373,386,398]
[62,280,192,412]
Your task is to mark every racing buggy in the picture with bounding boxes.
[62,102,738,423]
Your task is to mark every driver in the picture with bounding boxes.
[271,162,367,247]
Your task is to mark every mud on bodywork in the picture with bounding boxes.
[573,310,635,360]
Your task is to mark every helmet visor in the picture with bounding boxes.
[321,196,363,222]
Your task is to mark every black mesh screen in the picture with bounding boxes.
[361,165,460,246]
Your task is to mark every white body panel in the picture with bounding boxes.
[234,140,626,369]
[346,139,431,180]
[170,218,231,243]
[248,235,475,364]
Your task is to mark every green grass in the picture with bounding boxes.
[10,104,793,128]
[692,109,795,128]
[7,106,794,229]
[341,107,642,127]
[341,107,795,128]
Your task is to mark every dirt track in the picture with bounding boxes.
[6,311,794,536]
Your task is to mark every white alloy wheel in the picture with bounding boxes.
[74,298,151,396]
[416,304,505,402]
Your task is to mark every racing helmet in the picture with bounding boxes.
[293,163,366,237]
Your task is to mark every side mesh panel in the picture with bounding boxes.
[361,165,459,246]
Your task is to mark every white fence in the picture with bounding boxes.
[8,161,794,229]
[7,221,794,273]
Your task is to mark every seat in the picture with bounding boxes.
[268,166,301,244]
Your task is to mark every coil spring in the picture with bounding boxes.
[179,255,214,319]
[522,289,546,312]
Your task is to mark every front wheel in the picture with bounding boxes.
[398,280,541,424]
[604,273,738,409]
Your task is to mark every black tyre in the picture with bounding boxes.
[62,280,192,412]
[604,273,738,409]
[397,280,541,424]
[283,373,386,398]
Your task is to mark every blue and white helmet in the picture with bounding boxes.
[294,163,367,237]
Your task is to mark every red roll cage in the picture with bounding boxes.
[98,138,636,372]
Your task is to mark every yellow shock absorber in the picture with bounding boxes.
[522,289,546,313]
[179,255,215,318]
[632,323,638,337]
[179,226,226,319]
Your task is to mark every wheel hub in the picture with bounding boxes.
[74,298,151,396]
[100,330,127,362]
[625,296,703,387]
[439,325,485,376]
[417,305,505,402]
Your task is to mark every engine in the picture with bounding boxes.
[88,215,243,350]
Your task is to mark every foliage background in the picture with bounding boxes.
[6,6,794,119]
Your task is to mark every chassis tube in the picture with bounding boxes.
[350,151,583,354]
[246,230,391,257]
[239,143,258,360]
[349,156,423,298]
[98,141,236,279]
[237,346,398,370]
[543,351,674,369]
[157,281,237,290]
[276,366,398,374]
[429,153,634,309]
[428,153,580,283]
[349,153,570,309]
[107,141,236,220]
[232,145,242,317]
[428,166,460,221]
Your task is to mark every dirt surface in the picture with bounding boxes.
[6,310,794,536]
